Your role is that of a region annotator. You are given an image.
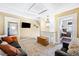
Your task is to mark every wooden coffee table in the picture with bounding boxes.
[37,36,49,46]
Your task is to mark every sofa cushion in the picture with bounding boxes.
[0,40,2,44]
[9,41,21,48]
[0,44,21,56]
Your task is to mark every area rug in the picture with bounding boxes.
[19,38,55,56]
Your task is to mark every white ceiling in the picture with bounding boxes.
[0,3,79,19]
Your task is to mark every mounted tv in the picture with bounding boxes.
[22,22,31,28]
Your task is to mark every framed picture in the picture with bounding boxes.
[8,22,18,36]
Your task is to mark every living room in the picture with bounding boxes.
[0,3,79,56]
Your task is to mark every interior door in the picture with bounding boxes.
[57,14,77,43]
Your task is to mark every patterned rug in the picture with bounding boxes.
[19,38,55,56]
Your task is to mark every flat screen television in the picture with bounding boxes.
[22,22,31,28]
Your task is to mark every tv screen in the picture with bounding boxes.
[22,22,31,28]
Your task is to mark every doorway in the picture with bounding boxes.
[57,14,77,43]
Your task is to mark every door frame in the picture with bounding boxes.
[57,13,77,43]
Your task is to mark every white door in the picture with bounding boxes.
[57,13,77,43]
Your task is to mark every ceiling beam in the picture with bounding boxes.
[28,3,36,11]
[38,9,48,14]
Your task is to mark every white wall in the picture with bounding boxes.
[20,19,40,39]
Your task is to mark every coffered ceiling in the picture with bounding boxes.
[0,3,79,19]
